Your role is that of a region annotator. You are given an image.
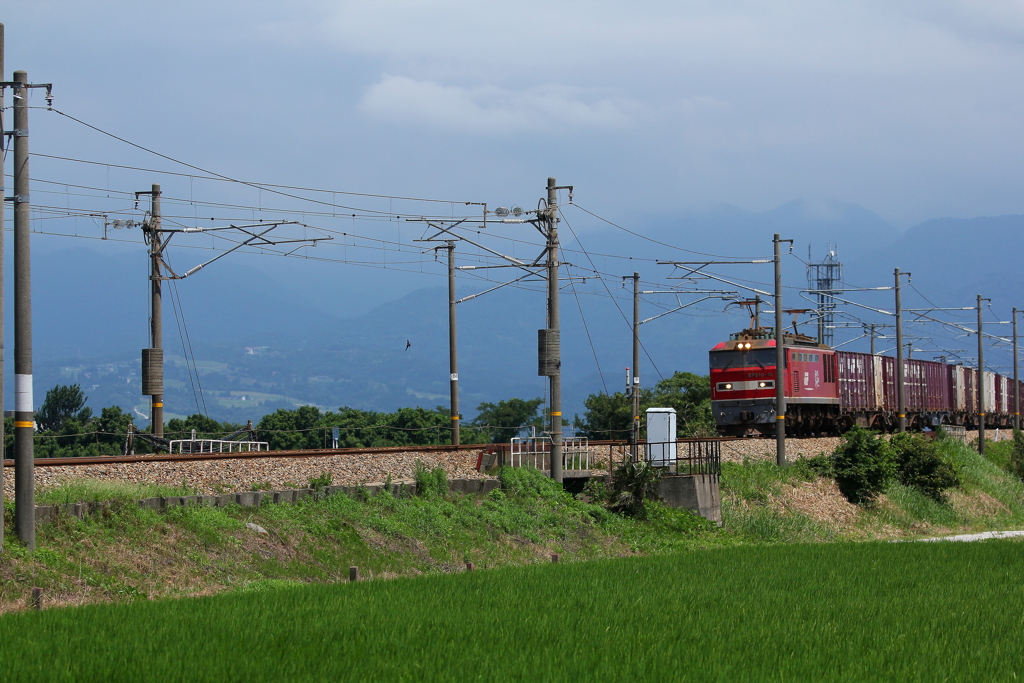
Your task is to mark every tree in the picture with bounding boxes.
[574,392,632,440]
[647,372,714,436]
[472,397,544,443]
[36,384,92,432]
[576,372,715,440]
[257,405,324,450]
[165,414,240,441]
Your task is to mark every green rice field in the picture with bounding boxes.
[2,540,1022,682]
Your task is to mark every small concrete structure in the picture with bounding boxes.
[657,474,721,526]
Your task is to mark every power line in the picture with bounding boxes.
[569,203,766,260]
[40,110,484,216]
[559,208,664,381]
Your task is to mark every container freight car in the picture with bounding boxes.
[710,328,1022,436]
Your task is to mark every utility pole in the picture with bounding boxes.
[0,23,6,551]
[773,234,787,467]
[544,177,563,483]
[895,268,906,433]
[140,185,164,438]
[1014,308,1019,431]
[630,272,640,462]
[976,296,985,451]
[754,295,761,329]
[868,323,876,356]
[13,69,34,549]
[446,241,459,446]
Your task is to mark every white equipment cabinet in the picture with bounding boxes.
[646,407,677,467]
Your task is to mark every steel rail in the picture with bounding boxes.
[0,438,745,467]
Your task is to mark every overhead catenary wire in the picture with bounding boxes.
[38,110,485,218]
[559,208,664,382]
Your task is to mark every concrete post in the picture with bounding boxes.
[13,69,35,550]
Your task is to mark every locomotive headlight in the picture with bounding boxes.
[725,383,733,389]
[758,382,766,388]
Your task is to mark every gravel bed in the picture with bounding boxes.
[719,438,843,463]
[719,428,1012,464]
[1,449,490,497]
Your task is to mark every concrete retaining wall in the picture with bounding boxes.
[32,478,500,526]
[657,474,721,526]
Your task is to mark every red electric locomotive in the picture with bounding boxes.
[711,327,1024,436]
[710,328,838,436]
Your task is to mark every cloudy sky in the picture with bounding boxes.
[6,1,1024,227]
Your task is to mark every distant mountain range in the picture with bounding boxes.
[17,200,1023,424]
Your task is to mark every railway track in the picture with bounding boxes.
[0,442,489,467]
[0,438,744,467]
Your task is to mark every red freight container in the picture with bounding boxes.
[836,351,876,411]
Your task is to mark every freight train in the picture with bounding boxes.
[710,328,1023,436]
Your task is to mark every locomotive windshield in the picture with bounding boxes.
[709,349,776,370]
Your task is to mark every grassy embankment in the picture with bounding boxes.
[1,541,1023,681]
[0,468,717,610]
[723,436,1024,542]
[1,437,1022,612]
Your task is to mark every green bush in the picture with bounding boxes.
[830,426,895,506]
[497,466,565,499]
[1008,429,1024,481]
[890,432,960,503]
[608,460,663,518]
[413,461,449,498]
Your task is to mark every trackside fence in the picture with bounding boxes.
[509,436,590,470]
[645,439,721,476]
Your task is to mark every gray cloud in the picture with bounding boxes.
[5,0,1024,226]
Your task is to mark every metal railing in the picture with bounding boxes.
[168,439,269,454]
[644,438,721,476]
[509,436,590,470]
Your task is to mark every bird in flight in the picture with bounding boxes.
[405,340,412,351]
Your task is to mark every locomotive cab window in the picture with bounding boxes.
[709,348,776,370]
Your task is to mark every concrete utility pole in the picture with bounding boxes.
[1007,311,1015,432]
[543,177,563,483]
[978,294,986,455]
[895,268,906,433]
[773,234,786,467]
[140,185,165,438]
[446,241,460,446]
[0,23,6,551]
[754,295,761,329]
[13,69,34,549]
[630,272,640,462]
[868,323,876,356]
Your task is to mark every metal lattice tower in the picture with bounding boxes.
[806,246,842,347]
